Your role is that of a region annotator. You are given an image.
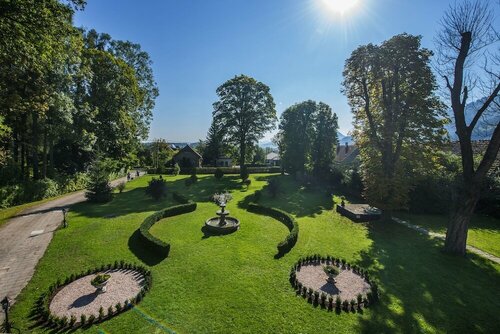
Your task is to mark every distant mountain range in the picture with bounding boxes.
[337,131,354,145]
[445,96,499,140]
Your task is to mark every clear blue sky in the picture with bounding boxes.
[74,0,459,142]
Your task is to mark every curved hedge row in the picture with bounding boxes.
[139,200,196,256]
[247,203,298,257]
[34,261,152,330]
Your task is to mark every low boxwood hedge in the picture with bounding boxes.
[247,203,298,257]
[289,255,379,312]
[34,261,152,330]
[139,201,196,256]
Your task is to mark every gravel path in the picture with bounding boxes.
[296,264,371,301]
[0,172,144,323]
[49,269,145,319]
[392,217,500,265]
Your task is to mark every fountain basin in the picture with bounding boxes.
[205,216,240,234]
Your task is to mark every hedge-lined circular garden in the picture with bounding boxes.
[33,261,152,330]
[289,255,379,313]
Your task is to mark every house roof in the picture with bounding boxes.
[266,152,280,160]
[174,144,202,158]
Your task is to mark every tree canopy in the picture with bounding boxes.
[212,75,276,167]
[342,33,446,217]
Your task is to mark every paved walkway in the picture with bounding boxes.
[392,217,500,265]
[0,173,144,323]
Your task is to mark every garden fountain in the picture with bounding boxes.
[205,192,240,234]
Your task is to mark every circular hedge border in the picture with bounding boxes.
[33,261,152,330]
[289,254,379,312]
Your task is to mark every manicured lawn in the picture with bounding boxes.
[395,212,500,258]
[9,174,500,333]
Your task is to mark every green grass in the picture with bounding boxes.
[8,174,500,333]
[395,212,500,258]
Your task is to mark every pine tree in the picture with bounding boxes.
[85,160,113,203]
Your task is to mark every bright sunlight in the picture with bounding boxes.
[321,0,360,15]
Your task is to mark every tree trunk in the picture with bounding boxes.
[443,183,479,256]
[239,140,246,168]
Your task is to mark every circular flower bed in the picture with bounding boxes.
[289,255,379,312]
[34,261,152,330]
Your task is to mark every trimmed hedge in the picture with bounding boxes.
[290,255,379,312]
[247,203,298,257]
[180,166,281,175]
[34,262,152,330]
[138,201,196,256]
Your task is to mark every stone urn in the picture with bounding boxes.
[323,265,339,284]
[91,274,110,293]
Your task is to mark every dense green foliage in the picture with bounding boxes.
[277,100,338,178]
[342,34,446,216]
[213,75,277,167]
[84,160,113,203]
[0,0,158,207]
[145,177,167,201]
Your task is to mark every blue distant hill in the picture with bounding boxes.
[445,96,499,140]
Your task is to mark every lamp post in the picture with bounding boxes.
[1,296,11,333]
[62,208,68,228]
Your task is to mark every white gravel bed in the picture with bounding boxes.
[296,264,371,301]
[49,269,145,319]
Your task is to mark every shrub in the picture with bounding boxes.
[108,306,114,317]
[350,299,356,311]
[91,274,110,287]
[173,163,180,176]
[214,168,224,179]
[85,160,113,203]
[138,202,197,256]
[117,181,126,193]
[247,203,299,256]
[342,299,349,311]
[267,178,280,198]
[145,177,167,201]
[243,178,251,187]
[115,302,122,312]
[323,265,340,277]
[335,296,342,312]
[357,293,363,306]
[190,169,198,183]
[69,315,76,327]
[99,306,104,320]
[88,314,95,324]
[80,314,86,325]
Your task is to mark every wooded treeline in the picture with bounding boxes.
[0,0,158,206]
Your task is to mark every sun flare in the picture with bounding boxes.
[321,0,359,15]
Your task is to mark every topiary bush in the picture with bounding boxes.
[145,177,167,201]
[117,181,126,193]
[214,168,224,179]
[85,160,113,203]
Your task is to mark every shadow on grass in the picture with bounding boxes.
[239,175,334,218]
[354,220,500,333]
[128,229,167,266]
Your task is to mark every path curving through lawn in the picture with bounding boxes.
[0,172,144,323]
